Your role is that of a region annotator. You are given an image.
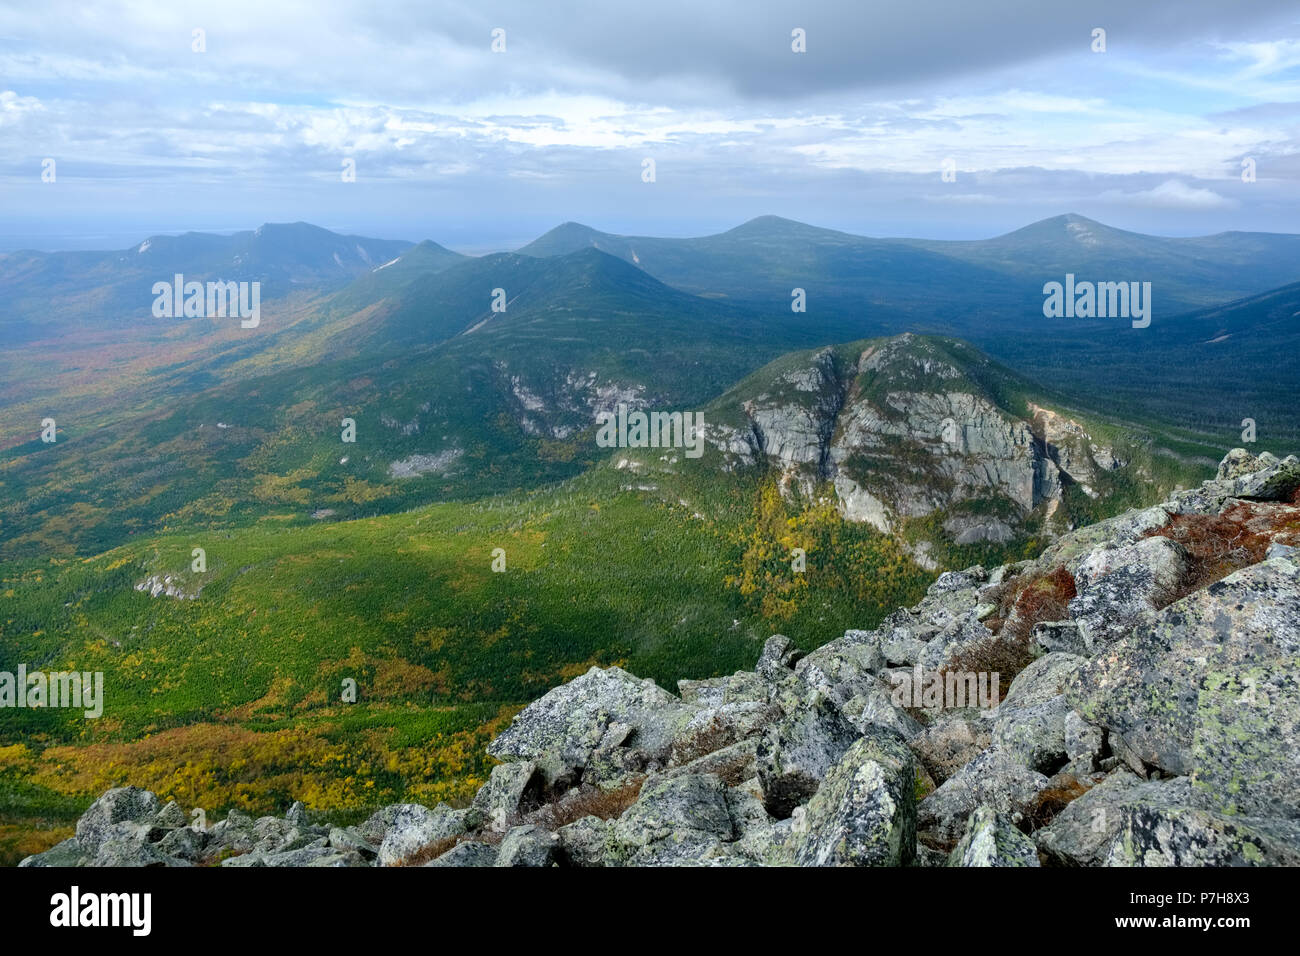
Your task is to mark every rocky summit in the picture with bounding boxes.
[24,449,1300,868]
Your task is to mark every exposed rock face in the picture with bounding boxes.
[134,574,201,600]
[26,450,1300,868]
[702,336,1140,544]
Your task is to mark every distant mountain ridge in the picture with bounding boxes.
[2,212,1297,561]
[0,222,417,342]
[519,212,1300,317]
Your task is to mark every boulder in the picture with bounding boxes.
[1217,448,1269,480]
[470,760,543,831]
[755,634,805,683]
[918,748,1049,845]
[375,804,467,866]
[1068,556,1300,817]
[785,728,917,866]
[205,809,256,856]
[1033,620,1086,656]
[1037,772,1300,866]
[495,825,560,867]
[327,826,378,860]
[611,773,737,865]
[1000,652,1086,712]
[427,841,499,867]
[92,832,182,868]
[910,716,992,784]
[756,692,860,818]
[669,701,775,766]
[795,629,886,694]
[677,670,767,707]
[153,801,187,830]
[18,837,89,867]
[1064,710,1106,769]
[992,696,1071,775]
[1106,804,1300,866]
[1067,536,1188,650]
[157,825,210,862]
[75,787,160,856]
[1232,454,1300,501]
[487,666,696,785]
[947,806,1040,867]
[556,816,612,867]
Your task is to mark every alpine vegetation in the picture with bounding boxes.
[1042,274,1152,328]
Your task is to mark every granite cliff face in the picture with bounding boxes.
[695,335,1163,564]
[27,449,1300,867]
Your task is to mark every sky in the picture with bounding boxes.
[1,0,1299,251]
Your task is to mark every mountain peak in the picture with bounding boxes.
[723,215,847,240]
[1000,213,1124,243]
[251,221,336,239]
[517,221,614,257]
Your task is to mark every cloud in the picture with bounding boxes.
[0,0,1298,247]
[1103,179,1238,209]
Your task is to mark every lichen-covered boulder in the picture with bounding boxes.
[18,837,89,867]
[947,806,1040,867]
[556,815,613,867]
[1067,536,1188,650]
[1106,804,1300,867]
[757,691,860,818]
[426,841,498,867]
[987,654,1086,774]
[1036,772,1300,866]
[1217,448,1270,480]
[918,748,1049,845]
[75,787,160,856]
[375,803,467,866]
[469,760,543,831]
[756,634,805,683]
[1231,454,1300,501]
[794,629,886,700]
[495,825,560,867]
[327,826,378,861]
[785,727,916,867]
[1067,555,1300,817]
[669,701,775,766]
[487,666,696,785]
[678,670,767,707]
[992,696,1071,775]
[157,825,211,862]
[610,773,738,865]
[910,716,992,784]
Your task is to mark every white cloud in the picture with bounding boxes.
[1101,179,1238,209]
[1,0,1297,245]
